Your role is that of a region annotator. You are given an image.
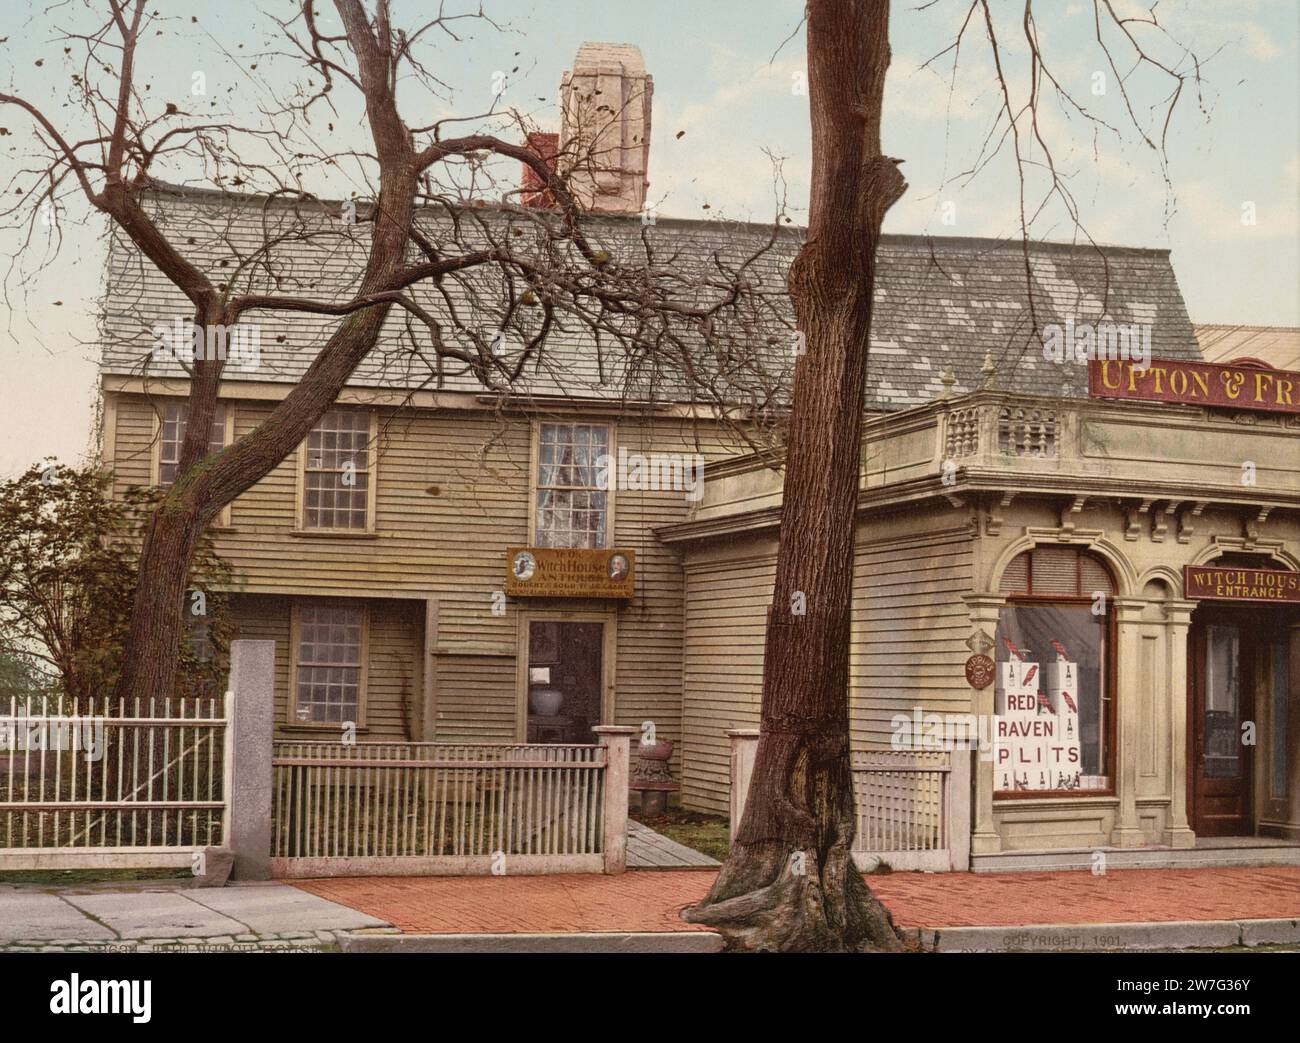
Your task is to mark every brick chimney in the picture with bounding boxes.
[557,42,653,215]
[520,131,559,208]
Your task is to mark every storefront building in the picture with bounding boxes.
[663,358,1300,864]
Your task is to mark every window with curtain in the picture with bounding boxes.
[995,547,1116,793]
[159,402,227,487]
[535,422,610,548]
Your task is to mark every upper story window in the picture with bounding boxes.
[995,547,1116,796]
[302,409,373,531]
[158,402,228,487]
[534,422,611,548]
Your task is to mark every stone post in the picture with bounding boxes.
[726,728,761,838]
[226,639,276,881]
[594,725,637,874]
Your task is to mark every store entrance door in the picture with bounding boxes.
[1189,610,1255,836]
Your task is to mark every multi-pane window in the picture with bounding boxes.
[293,603,364,724]
[303,410,371,530]
[159,402,227,487]
[535,423,610,548]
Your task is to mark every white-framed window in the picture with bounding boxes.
[158,401,229,487]
[300,409,374,531]
[289,602,368,726]
[534,422,611,548]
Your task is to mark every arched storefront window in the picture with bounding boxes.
[995,546,1117,795]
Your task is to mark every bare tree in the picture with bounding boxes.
[0,0,790,708]
[685,0,1205,951]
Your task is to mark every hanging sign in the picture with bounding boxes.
[1184,566,1300,603]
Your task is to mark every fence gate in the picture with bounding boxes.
[0,694,229,871]
[270,739,630,877]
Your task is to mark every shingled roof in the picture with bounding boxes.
[99,184,1203,413]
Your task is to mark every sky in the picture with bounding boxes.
[0,0,1296,476]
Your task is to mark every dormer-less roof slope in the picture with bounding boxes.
[99,184,1203,412]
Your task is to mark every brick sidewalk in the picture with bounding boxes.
[294,865,1300,934]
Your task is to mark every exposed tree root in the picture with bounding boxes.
[682,838,906,952]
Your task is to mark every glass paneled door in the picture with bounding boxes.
[1190,614,1254,835]
[524,620,605,744]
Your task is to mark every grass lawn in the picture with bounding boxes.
[630,804,731,862]
[0,867,191,886]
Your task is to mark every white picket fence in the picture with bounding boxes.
[270,731,633,877]
[851,749,970,871]
[728,732,971,872]
[0,694,229,870]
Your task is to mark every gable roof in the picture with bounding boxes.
[99,184,1203,412]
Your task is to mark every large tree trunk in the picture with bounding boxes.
[114,0,417,705]
[682,0,907,952]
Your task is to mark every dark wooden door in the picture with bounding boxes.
[1189,609,1255,836]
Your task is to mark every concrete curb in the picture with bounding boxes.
[340,931,724,954]
[910,918,1300,952]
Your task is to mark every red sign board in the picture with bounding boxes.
[1184,566,1300,603]
[1088,358,1300,414]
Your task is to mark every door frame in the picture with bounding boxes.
[513,606,617,744]
[1187,605,1258,837]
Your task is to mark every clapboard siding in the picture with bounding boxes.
[850,520,976,752]
[678,519,976,816]
[681,550,777,815]
[110,391,747,765]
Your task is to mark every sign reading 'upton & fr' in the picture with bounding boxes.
[1184,566,1300,603]
[1088,358,1300,414]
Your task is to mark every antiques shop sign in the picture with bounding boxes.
[1184,566,1300,603]
[1088,358,1300,414]
[506,547,635,599]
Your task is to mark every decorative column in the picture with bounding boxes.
[962,593,1006,855]
[1110,598,1147,848]
[1163,599,1198,848]
[594,725,637,874]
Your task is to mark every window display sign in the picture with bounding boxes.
[1088,357,1300,414]
[1184,566,1300,603]
[994,637,1085,792]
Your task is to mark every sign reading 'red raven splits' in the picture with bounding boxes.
[1184,566,1300,603]
[1088,358,1300,414]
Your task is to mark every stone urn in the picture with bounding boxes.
[631,739,677,815]
[529,686,564,716]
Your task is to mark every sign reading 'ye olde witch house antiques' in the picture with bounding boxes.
[506,547,636,599]
[1088,357,1300,413]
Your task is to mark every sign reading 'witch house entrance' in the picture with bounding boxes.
[1184,566,1300,603]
